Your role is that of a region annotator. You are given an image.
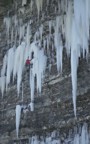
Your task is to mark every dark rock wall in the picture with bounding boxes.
[0,0,90,143]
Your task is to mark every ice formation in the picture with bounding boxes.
[73,124,89,144]
[6,46,15,89]
[70,0,90,116]
[16,105,21,138]
[29,42,47,103]
[22,0,27,6]
[54,16,63,73]
[28,102,34,111]
[36,0,43,17]
[1,0,90,119]
[28,124,89,144]
[65,0,73,55]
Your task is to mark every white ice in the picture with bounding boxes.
[36,0,43,17]
[28,124,89,143]
[22,0,27,6]
[6,46,15,90]
[54,16,63,73]
[16,105,21,138]
[29,42,47,102]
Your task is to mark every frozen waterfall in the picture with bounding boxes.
[1,0,90,118]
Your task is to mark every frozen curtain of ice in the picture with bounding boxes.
[28,124,89,144]
[1,0,90,121]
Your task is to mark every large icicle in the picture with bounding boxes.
[65,1,73,55]
[71,48,78,117]
[54,16,63,73]
[31,42,47,93]
[4,17,11,35]
[17,42,25,95]
[16,105,21,138]
[13,42,25,95]
[70,0,90,116]
[6,46,15,90]
[71,18,80,117]
[29,42,47,105]
[74,0,89,58]
[13,46,21,80]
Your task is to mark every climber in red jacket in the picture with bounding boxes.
[26,52,34,73]
[26,57,33,73]
[26,52,34,66]
[26,57,31,65]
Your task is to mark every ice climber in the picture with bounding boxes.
[26,52,34,66]
[25,52,34,73]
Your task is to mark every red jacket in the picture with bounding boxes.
[26,59,31,65]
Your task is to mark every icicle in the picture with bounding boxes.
[36,0,43,17]
[29,42,47,104]
[0,76,6,97]
[13,46,21,80]
[13,42,25,95]
[70,0,90,116]
[17,42,25,95]
[80,124,89,144]
[28,124,90,143]
[6,46,15,90]
[22,0,27,6]
[71,18,80,117]
[65,1,73,55]
[71,49,78,117]
[54,16,63,73]
[36,49,47,92]
[16,105,21,138]
[74,0,89,58]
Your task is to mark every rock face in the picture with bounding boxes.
[0,0,90,143]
